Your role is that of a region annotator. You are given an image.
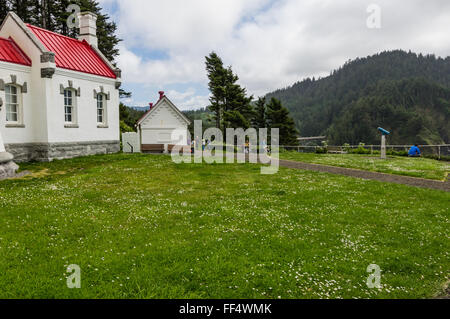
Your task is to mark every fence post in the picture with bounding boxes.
[438,146,441,160]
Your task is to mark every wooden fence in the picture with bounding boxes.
[280,144,450,159]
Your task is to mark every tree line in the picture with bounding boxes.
[1,2,300,144]
[205,52,299,146]
[328,78,450,145]
[267,50,450,145]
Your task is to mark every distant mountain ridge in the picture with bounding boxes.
[266,50,450,145]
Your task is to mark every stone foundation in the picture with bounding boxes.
[0,152,19,179]
[5,140,120,162]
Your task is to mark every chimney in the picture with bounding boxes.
[78,12,98,47]
[149,103,153,110]
[159,91,165,100]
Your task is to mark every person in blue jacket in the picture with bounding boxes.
[408,144,421,157]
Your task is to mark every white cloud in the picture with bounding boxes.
[100,0,450,108]
[123,87,209,111]
[117,46,205,85]
[165,88,210,111]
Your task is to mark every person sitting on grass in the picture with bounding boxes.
[408,144,421,157]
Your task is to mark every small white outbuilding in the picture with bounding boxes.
[136,92,191,153]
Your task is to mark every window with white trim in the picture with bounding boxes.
[5,84,20,123]
[64,89,75,123]
[96,93,107,125]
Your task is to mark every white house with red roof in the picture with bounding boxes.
[135,91,191,153]
[0,12,121,162]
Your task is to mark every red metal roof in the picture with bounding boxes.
[0,37,31,66]
[27,24,116,79]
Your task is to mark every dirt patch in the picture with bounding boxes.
[435,280,450,299]
[0,170,31,181]
[10,169,68,180]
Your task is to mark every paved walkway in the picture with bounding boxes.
[279,159,450,192]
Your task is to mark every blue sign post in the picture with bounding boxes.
[378,127,390,159]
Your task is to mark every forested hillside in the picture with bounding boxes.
[266,50,450,145]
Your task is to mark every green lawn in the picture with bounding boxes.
[280,152,450,181]
[0,154,448,299]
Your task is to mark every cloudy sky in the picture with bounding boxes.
[98,0,450,110]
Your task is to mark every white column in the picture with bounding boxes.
[381,135,387,160]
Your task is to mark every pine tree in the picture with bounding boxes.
[253,97,267,129]
[205,52,227,130]
[266,98,299,146]
[7,0,34,23]
[205,52,253,130]
[0,0,10,25]
[222,66,253,129]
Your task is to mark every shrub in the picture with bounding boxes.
[424,154,450,161]
[343,143,351,153]
[349,143,371,155]
[315,141,328,154]
[387,150,408,157]
[120,120,134,133]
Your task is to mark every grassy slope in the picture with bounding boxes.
[0,154,448,299]
[280,152,450,181]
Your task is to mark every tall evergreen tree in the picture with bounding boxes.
[205,52,253,130]
[0,0,9,25]
[7,0,34,23]
[253,97,267,129]
[222,66,253,129]
[205,52,227,130]
[266,98,299,146]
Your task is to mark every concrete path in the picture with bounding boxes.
[279,159,450,192]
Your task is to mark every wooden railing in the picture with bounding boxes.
[280,144,450,159]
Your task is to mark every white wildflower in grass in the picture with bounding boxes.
[0,153,447,298]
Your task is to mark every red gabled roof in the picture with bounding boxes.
[0,37,31,66]
[27,24,116,79]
